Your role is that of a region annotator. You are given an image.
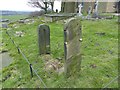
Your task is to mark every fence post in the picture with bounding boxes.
[29,64,33,78]
[17,47,20,54]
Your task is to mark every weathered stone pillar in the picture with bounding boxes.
[38,24,50,55]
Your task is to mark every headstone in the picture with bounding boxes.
[38,24,50,55]
[92,0,99,18]
[64,18,82,77]
[78,4,83,16]
[87,6,92,19]
[2,24,8,28]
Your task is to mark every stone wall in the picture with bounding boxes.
[61,1,117,13]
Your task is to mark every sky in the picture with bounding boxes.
[53,1,61,12]
[0,0,40,11]
[0,0,117,11]
[0,0,62,12]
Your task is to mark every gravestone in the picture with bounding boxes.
[38,24,50,55]
[92,0,99,18]
[64,18,82,77]
[78,4,83,16]
[2,24,8,28]
[87,6,92,19]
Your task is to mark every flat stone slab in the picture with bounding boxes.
[45,13,77,22]
[0,52,12,69]
[0,19,9,22]
[45,13,76,17]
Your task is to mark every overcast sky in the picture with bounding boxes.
[0,0,40,11]
[0,0,117,11]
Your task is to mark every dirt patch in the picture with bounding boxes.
[41,55,64,74]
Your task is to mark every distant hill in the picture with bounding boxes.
[1,10,32,16]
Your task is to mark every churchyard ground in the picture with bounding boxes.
[1,15,118,88]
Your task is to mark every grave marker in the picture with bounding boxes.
[38,24,50,55]
[64,18,82,77]
[87,6,92,19]
[78,4,83,16]
[92,0,99,18]
[2,24,8,28]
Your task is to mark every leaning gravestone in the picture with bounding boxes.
[38,24,50,55]
[64,18,82,77]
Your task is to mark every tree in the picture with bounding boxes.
[28,0,54,13]
[49,2,54,11]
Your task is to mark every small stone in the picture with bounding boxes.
[56,57,62,60]
[64,42,67,45]
[108,50,113,54]
[90,64,97,68]
[57,67,64,74]
[15,31,24,37]
[79,38,82,42]
[95,32,106,36]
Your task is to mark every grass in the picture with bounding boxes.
[1,15,28,21]
[1,15,119,88]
